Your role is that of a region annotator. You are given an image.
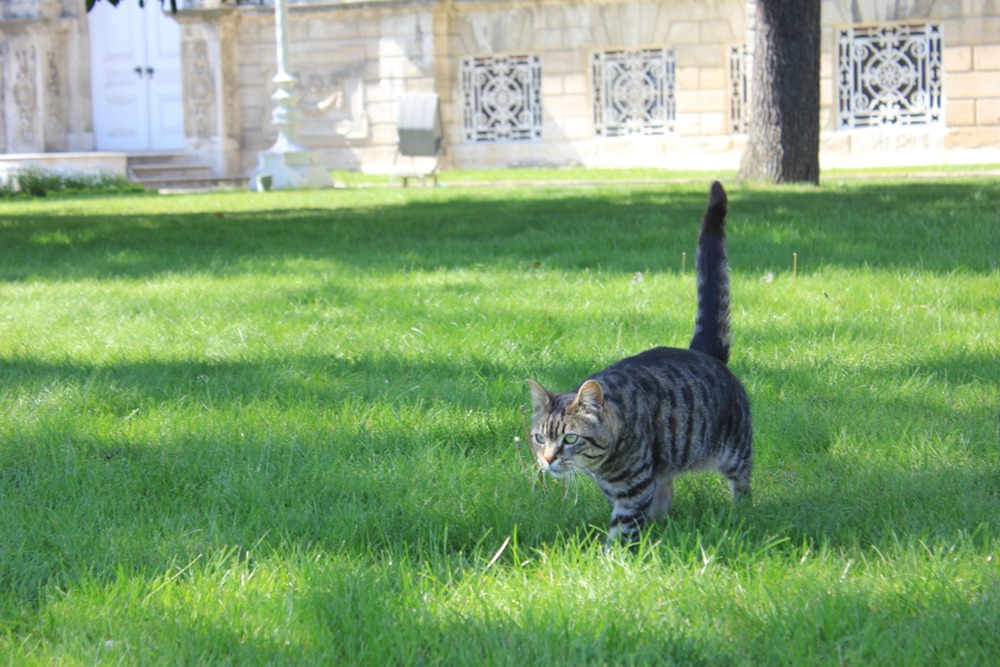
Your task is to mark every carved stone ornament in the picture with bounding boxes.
[592,48,676,137]
[13,45,37,144]
[45,48,63,140]
[0,45,6,153]
[186,39,217,139]
[460,54,542,143]
[837,23,943,129]
[298,66,368,140]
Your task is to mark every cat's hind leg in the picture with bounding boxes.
[725,463,752,504]
[649,475,674,519]
[715,443,752,505]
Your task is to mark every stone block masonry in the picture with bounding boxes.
[2,0,999,178]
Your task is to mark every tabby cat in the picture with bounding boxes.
[527,181,752,544]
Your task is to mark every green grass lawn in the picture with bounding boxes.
[0,174,997,664]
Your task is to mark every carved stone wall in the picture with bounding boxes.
[186,39,217,140]
[219,2,439,172]
[9,41,38,151]
[172,6,241,175]
[440,0,746,169]
[0,46,5,154]
[821,0,1000,160]
[1,0,89,154]
[192,0,1000,172]
[0,27,70,153]
[1,0,998,174]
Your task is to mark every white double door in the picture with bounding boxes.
[88,1,185,151]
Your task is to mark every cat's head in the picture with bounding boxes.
[526,379,613,478]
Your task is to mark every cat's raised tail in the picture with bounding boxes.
[689,181,731,365]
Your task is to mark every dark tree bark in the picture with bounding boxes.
[739,0,822,184]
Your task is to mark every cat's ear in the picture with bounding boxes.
[571,379,604,414]
[527,379,553,413]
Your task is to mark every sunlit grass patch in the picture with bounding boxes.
[0,175,997,664]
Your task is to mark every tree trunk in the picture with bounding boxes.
[739,0,821,184]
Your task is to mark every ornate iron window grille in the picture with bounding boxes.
[729,44,751,134]
[837,23,943,129]
[460,54,542,143]
[591,48,676,137]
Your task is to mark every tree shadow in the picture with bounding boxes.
[0,180,995,283]
[1,179,996,636]
[2,334,994,585]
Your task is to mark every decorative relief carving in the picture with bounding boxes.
[12,45,37,144]
[219,20,239,141]
[45,49,61,139]
[186,39,216,139]
[592,48,675,137]
[45,51,57,95]
[837,23,942,128]
[298,65,369,140]
[0,45,6,153]
[460,54,542,143]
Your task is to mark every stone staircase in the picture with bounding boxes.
[127,153,247,192]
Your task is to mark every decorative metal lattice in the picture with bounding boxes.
[729,45,751,134]
[461,54,542,143]
[837,23,942,129]
[591,48,675,137]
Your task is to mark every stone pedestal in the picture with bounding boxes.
[250,146,329,191]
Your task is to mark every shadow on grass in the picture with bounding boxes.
[1,178,996,629]
[0,180,996,283]
[137,546,996,664]
[1,345,994,574]
[0,355,994,667]
[0,352,518,413]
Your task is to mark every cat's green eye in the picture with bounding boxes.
[533,433,545,445]
[564,433,579,445]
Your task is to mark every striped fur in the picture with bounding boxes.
[528,181,752,545]
[690,181,731,364]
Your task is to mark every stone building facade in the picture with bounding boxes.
[1,0,998,179]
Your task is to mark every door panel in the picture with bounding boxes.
[89,1,149,150]
[143,4,184,150]
[88,2,184,151]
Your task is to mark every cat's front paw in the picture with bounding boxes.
[605,517,643,551]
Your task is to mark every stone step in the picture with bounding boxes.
[126,152,201,185]
[126,152,247,192]
[130,162,213,181]
[137,175,249,193]
[125,151,192,167]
